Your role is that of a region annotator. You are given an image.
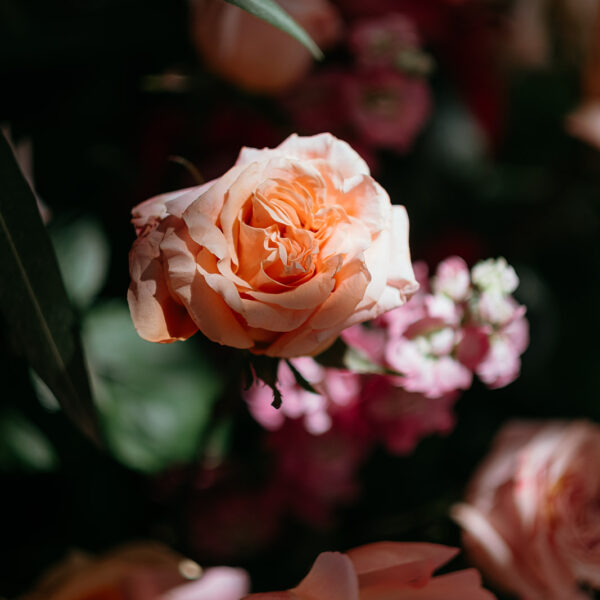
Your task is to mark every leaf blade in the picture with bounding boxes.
[224,0,323,59]
[0,132,99,443]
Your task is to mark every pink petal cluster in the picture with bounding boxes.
[244,541,495,600]
[284,13,432,156]
[246,357,361,435]
[345,256,528,396]
[453,420,600,600]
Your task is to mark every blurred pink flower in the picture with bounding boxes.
[349,14,422,70]
[268,419,368,525]
[360,375,457,454]
[453,420,600,599]
[347,70,432,152]
[188,477,285,561]
[244,358,362,435]
[244,541,495,599]
[190,0,342,94]
[432,256,471,302]
[475,313,529,389]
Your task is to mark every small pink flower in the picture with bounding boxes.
[244,358,362,435]
[475,314,529,389]
[244,541,495,599]
[453,420,600,599]
[432,256,471,302]
[347,70,432,152]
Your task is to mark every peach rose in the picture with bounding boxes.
[453,420,600,600]
[128,133,418,357]
[244,541,495,599]
[190,0,342,94]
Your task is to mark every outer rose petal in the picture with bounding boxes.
[348,542,458,589]
[243,552,359,600]
[237,133,370,181]
[127,227,198,343]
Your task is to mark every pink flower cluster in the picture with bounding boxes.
[347,256,529,396]
[241,257,528,524]
[284,13,432,159]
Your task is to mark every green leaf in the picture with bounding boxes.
[247,354,282,408]
[285,359,319,395]
[51,218,110,310]
[0,132,99,443]
[0,409,59,472]
[84,302,224,473]
[224,0,323,60]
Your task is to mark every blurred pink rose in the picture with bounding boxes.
[22,543,208,600]
[190,0,342,94]
[128,133,418,357]
[453,420,600,599]
[244,541,495,599]
[347,70,432,152]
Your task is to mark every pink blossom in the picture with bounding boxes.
[346,70,432,152]
[453,420,600,599]
[244,358,362,435]
[386,337,472,398]
[244,541,495,599]
[432,256,471,302]
[267,419,369,525]
[475,314,529,389]
[360,375,457,454]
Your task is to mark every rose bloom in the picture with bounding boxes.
[22,542,249,600]
[128,133,418,357]
[190,0,342,94]
[244,541,495,599]
[453,420,600,600]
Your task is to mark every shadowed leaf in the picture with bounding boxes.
[224,0,323,59]
[0,132,99,443]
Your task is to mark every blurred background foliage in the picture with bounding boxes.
[1,0,600,598]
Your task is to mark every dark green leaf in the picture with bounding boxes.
[285,359,319,395]
[50,218,110,310]
[84,302,224,473]
[0,409,58,472]
[247,354,282,408]
[0,132,99,443]
[224,0,323,59]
